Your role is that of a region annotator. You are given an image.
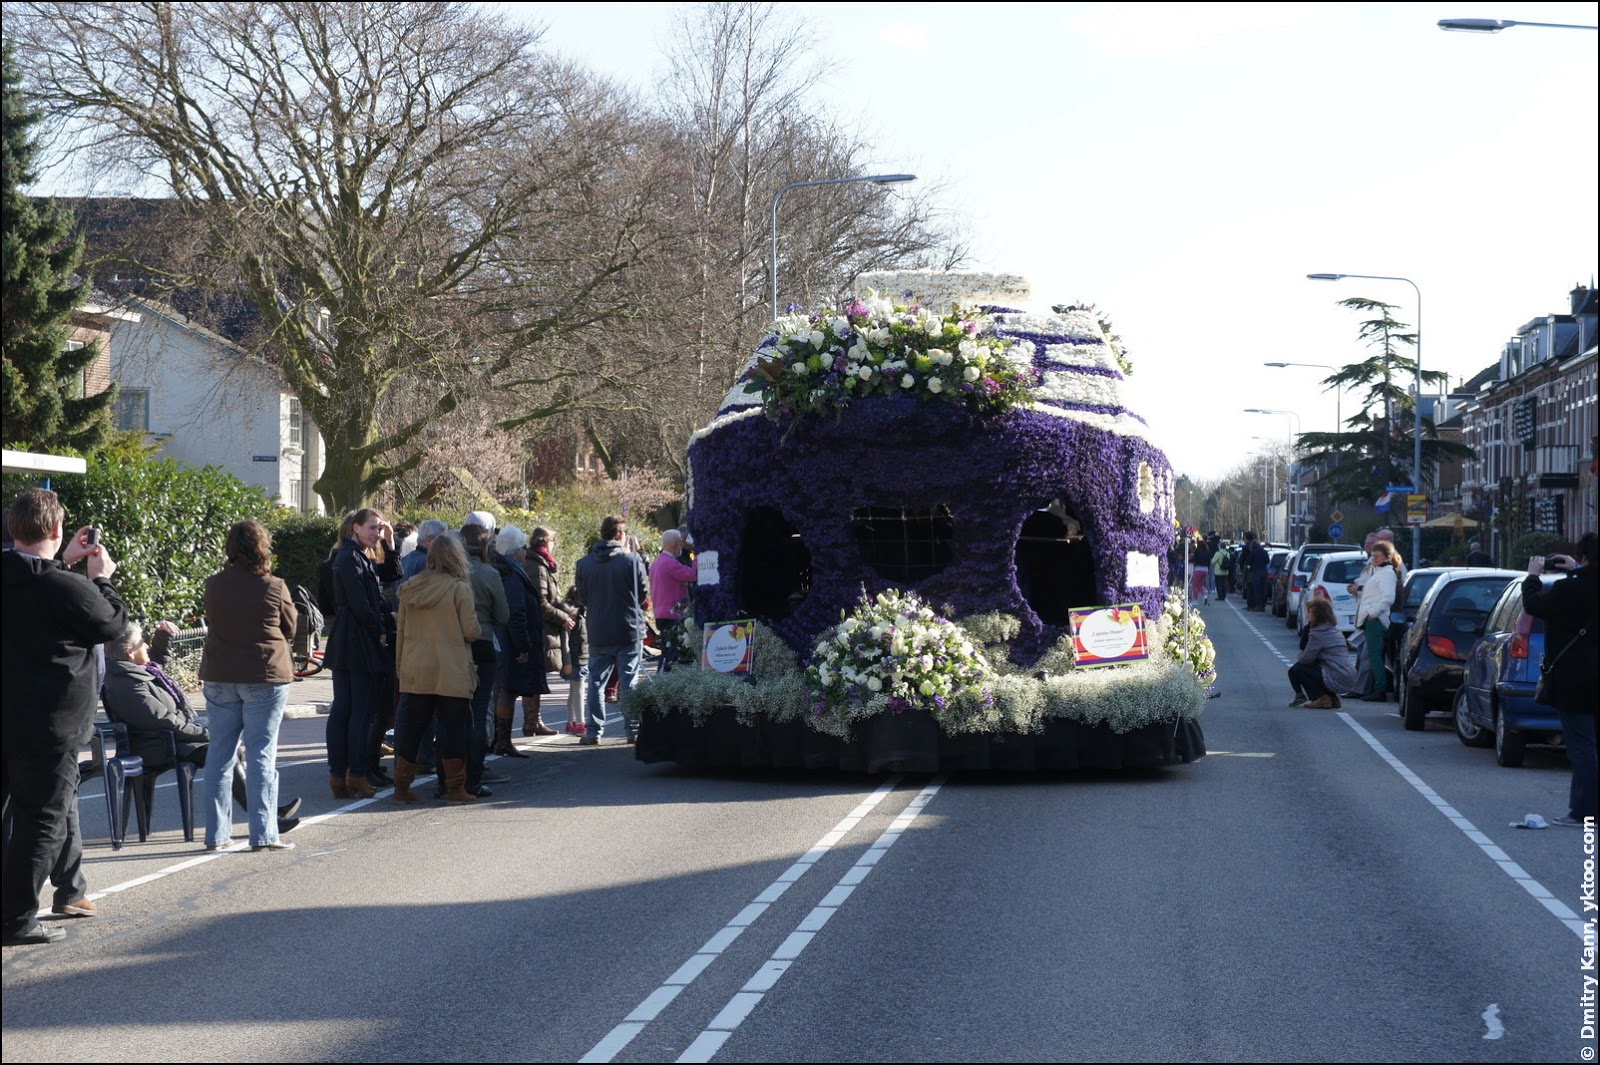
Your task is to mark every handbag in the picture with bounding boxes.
[1534,627,1588,707]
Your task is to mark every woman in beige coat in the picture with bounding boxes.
[393,534,481,803]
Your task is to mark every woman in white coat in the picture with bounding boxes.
[1353,540,1401,702]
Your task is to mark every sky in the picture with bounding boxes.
[522,1,1599,482]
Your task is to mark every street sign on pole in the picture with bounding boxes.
[1327,521,1344,541]
[1405,494,1428,525]
[1330,510,1344,524]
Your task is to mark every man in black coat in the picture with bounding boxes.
[575,514,648,744]
[1522,532,1598,827]
[1242,532,1271,612]
[2,488,127,946]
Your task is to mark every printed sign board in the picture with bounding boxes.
[1067,604,1149,668]
[700,618,755,675]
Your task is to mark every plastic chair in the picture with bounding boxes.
[90,723,148,850]
[130,730,199,843]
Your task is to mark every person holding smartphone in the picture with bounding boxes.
[2,490,126,945]
[1522,533,1597,827]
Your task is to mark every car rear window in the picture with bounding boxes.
[1297,552,1329,574]
[1405,573,1442,609]
[1320,559,1365,584]
[1428,578,1517,632]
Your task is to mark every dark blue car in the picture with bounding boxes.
[1456,574,1564,767]
[1394,569,1524,730]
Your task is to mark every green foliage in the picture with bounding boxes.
[265,511,342,594]
[630,591,1212,739]
[1,42,112,453]
[51,454,271,624]
[1509,531,1561,569]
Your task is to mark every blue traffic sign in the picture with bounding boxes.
[1327,522,1344,540]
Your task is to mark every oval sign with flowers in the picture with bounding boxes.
[747,292,1037,421]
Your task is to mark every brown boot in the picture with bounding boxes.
[330,775,352,800]
[1304,694,1337,709]
[524,702,558,737]
[391,757,422,803]
[346,771,377,798]
[493,710,529,758]
[442,758,477,803]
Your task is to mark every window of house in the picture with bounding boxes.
[113,388,150,432]
[850,505,955,585]
[287,397,304,450]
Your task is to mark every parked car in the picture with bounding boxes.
[1285,542,1348,630]
[1382,567,1467,692]
[1393,569,1524,731]
[1297,550,1368,637]
[1267,549,1292,617]
[1456,574,1564,766]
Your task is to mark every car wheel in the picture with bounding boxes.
[1454,688,1493,748]
[1401,676,1427,730]
[1495,709,1526,767]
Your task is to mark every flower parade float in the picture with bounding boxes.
[629,271,1212,772]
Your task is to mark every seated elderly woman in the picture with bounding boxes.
[101,621,300,834]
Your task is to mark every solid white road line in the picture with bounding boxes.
[1337,712,1584,939]
[674,776,947,1064]
[578,777,906,1064]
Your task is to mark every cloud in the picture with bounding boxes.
[881,22,929,52]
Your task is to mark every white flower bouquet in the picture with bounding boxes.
[804,588,998,736]
[748,292,1035,420]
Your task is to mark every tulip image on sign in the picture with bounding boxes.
[701,620,757,676]
[1068,604,1150,668]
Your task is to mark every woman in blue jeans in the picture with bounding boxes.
[199,521,298,851]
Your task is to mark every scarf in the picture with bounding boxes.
[536,545,558,573]
[145,662,189,712]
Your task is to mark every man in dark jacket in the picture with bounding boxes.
[2,488,127,946]
[575,514,648,744]
[1242,532,1271,612]
[1522,532,1597,827]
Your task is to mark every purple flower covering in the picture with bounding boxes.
[686,387,1174,665]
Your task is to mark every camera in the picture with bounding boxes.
[1544,555,1567,571]
[84,527,101,548]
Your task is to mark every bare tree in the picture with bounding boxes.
[12,1,660,510]
[588,1,967,477]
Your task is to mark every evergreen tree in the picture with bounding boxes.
[1,41,111,453]
[1297,297,1469,504]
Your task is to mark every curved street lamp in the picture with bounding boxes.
[770,174,917,321]
[1308,271,1424,565]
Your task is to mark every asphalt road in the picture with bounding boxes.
[2,599,1592,1063]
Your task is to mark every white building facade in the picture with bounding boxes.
[108,301,325,513]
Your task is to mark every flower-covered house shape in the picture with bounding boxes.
[684,275,1177,662]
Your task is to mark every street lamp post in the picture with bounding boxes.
[1262,361,1343,433]
[1438,17,1597,32]
[1307,272,1423,566]
[770,174,916,322]
[1245,408,1301,546]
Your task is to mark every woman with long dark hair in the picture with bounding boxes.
[521,526,571,736]
[324,508,399,797]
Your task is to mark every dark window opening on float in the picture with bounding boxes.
[738,507,812,620]
[1016,500,1097,624]
[850,505,955,585]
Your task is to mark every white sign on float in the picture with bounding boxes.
[696,550,720,586]
[1125,551,1161,588]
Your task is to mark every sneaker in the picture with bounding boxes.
[1550,815,1589,828]
[51,898,97,918]
[250,840,296,852]
[578,735,599,746]
[1286,696,1306,708]
[2,923,65,946]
